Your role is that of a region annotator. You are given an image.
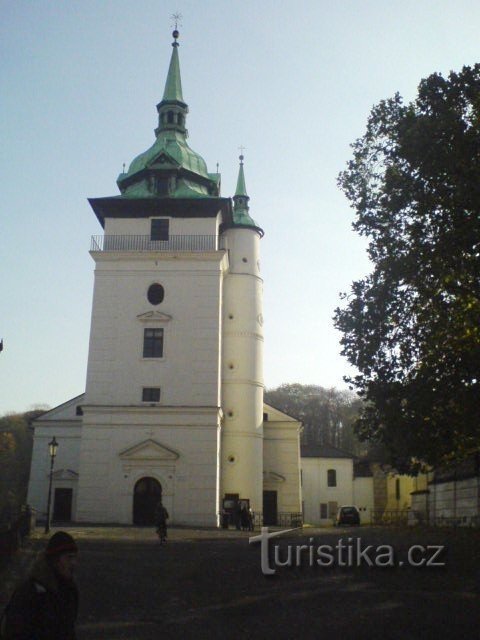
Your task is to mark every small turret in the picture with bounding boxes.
[232,155,263,232]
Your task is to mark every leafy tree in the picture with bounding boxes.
[0,409,45,518]
[335,65,480,471]
[265,383,365,454]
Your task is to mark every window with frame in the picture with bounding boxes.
[143,328,164,358]
[151,219,169,241]
[142,387,160,402]
[327,469,337,487]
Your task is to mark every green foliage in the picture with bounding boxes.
[0,410,44,517]
[265,383,366,454]
[335,65,480,471]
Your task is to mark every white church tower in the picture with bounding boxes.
[220,156,265,514]
[76,29,231,526]
[27,30,302,528]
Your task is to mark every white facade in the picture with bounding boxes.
[220,228,264,513]
[301,447,374,525]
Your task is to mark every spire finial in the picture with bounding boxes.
[171,12,182,46]
[238,145,246,163]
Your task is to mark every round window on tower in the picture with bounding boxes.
[147,283,165,305]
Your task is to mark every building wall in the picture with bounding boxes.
[76,407,220,526]
[263,419,302,515]
[27,422,81,520]
[301,458,354,525]
[104,215,221,237]
[385,472,429,511]
[220,228,264,512]
[85,250,227,407]
[353,477,374,524]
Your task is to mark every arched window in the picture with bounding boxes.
[167,111,174,124]
[327,469,337,487]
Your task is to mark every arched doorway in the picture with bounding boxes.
[133,477,162,525]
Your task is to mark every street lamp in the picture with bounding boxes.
[45,437,59,534]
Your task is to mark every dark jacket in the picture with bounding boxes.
[154,504,169,526]
[2,553,78,640]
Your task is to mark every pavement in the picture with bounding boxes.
[1,525,480,639]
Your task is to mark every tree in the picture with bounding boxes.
[265,383,366,454]
[335,65,480,471]
[0,409,45,517]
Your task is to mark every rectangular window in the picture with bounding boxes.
[143,328,164,358]
[320,503,328,519]
[151,218,169,241]
[327,469,337,487]
[142,387,160,402]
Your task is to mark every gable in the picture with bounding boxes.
[149,152,179,169]
[34,394,85,423]
[136,311,172,323]
[263,402,299,423]
[52,469,79,481]
[119,439,179,461]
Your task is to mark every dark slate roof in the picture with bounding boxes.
[301,443,354,459]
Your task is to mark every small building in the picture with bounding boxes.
[300,444,374,525]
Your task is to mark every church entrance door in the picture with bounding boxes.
[263,490,278,526]
[133,477,162,525]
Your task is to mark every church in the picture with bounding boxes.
[27,30,302,528]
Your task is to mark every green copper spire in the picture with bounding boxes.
[235,154,248,197]
[162,30,184,103]
[232,155,260,228]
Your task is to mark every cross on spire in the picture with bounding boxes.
[171,12,182,30]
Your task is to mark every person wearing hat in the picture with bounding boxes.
[1,531,79,639]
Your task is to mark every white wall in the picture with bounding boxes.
[353,477,374,524]
[301,457,354,525]
[104,215,221,237]
[85,251,228,407]
[76,407,221,526]
[27,424,81,519]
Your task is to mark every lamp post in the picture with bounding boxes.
[45,437,58,534]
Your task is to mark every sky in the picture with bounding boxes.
[1,0,479,415]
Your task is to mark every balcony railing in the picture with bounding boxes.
[91,235,219,252]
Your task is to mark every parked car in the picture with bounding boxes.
[335,505,360,526]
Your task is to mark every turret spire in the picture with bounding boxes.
[162,30,184,102]
[235,153,248,198]
[232,154,261,231]
[154,29,188,137]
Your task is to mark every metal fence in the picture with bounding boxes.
[91,235,219,252]
[252,512,303,527]
[371,509,409,526]
[219,512,303,529]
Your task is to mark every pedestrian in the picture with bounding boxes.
[154,500,169,544]
[240,505,250,531]
[234,501,242,531]
[1,531,79,639]
[248,507,255,531]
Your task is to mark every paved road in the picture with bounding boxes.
[4,526,480,639]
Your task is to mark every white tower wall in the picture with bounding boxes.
[221,228,264,512]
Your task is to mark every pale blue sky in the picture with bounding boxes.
[1,1,479,415]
